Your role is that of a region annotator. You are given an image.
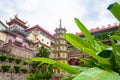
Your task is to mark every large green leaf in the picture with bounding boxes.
[74,18,95,46]
[96,41,110,51]
[64,33,96,52]
[28,58,80,74]
[97,48,112,58]
[111,35,120,69]
[111,35,120,42]
[73,67,120,80]
[60,75,76,80]
[64,33,111,66]
[107,2,120,21]
[79,58,96,67]
[83,48,111,65]
[112,44,120,69]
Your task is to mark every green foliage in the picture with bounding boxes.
[20,68,28,74]
[14,66,21,73]
[27,3,120,79]
[73,67,120,80]
[107,2,120,21]
[27,46,53,80]
[23,61,28,65]
[28,58,79,74]
[27,17,120,80]
[1,65,11,72]
[0,55,7,61]
[94,32,110,40]
[75,18,95,45]
[15,58,22,64]
[64,18,120,79]
[36,46,50,58]
[8,57,15,63]
[27,72,52,80]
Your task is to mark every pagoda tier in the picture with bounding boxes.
[6,15,28,29]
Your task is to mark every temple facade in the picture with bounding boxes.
[0,15,55,59]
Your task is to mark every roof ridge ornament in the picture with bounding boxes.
[59,19,62,28]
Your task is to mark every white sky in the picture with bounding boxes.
[0,0,120,34]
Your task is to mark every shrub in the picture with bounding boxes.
[0,55,7,61]
[1,65,11,72]
[20,68,28,73]
[8,57,15,63]
[15,58,22,64]
[23,61,28,65]
[14,66,21,73]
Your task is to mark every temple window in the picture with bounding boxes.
[62,46,64,50]
[36,45,39,47]
[57,69,60,73]
[58,53,60,58]
[47,42,49,44]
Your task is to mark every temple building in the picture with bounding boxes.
[26,24,55,49]
[76,23,119,38]
[26,24,55,58]
[0,15,35,59]
[53,19,68,80]
[0,15,55,59]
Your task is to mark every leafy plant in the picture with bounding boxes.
[8,57,15,63]
[107,2,120,21]
[1,65,11,72]
[0,55,7,61]
[23,61,28,65]
[27,18,120,80]
[14,66,21,73]
[27,72,54,80]
[20,68,28,73]
[15,58,22,64]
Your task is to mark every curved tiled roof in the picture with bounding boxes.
[26,24,55,39]
[6,15,28,29]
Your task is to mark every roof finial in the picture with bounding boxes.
[14,14,18,18]
[59,19,62,28]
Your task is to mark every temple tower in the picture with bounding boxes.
[53,19,67,79]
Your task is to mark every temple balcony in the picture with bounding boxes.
[11,26,26,35]
[53,49,67,53]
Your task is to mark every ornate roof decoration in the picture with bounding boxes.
[0,21,8,29]
[6,15,28,29]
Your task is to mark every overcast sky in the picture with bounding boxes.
[0,0,120,34]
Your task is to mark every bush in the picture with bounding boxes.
[8,57,15,63]
[23,61,28,65]
[1,65,11,72]
[0,55,7,61]
[20,68,28,73]
[15,58,22,64]
[14,66,21,73]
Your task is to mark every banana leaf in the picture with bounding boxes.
[107,2,120,21]
[27,58,80,74]
[73,67,120,80]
